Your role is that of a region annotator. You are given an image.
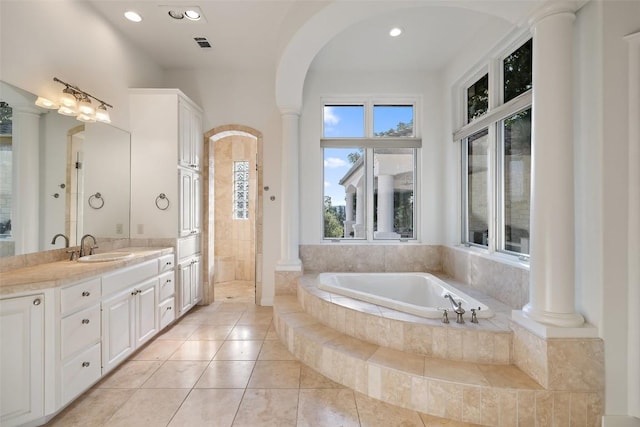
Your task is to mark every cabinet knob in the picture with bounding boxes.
[82,318,90,324]
[131,290,138,296]
[82,361,90,368]
[82,291,91,297]
[167,306,172,310]
[166,261,172,266]
[33,298,42,306]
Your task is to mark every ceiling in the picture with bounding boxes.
[87,1,537,72]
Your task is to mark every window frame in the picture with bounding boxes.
[455,35,532,258]
[321,96,421,242]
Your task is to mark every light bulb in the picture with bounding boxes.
[78,95,94,115]
[124,11,142,22]
[95,105,111,123]
[184,9,201,20]
[58,105,78,116]
[60,88,77,108]
[35,97,59,109]
[77,112,96,123]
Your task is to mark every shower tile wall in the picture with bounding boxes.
[214,136,256,284]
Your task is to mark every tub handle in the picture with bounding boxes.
[441,309,449,324]
[470,307,481,324]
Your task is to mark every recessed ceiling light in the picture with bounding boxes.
[389,27,403,37]
[184,9,201,20]
[124,10,143,22]
[168,10,184,20]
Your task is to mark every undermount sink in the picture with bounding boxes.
[78,252,135,263]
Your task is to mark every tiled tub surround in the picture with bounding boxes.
[273,274,605,425]
[300,244,529,310]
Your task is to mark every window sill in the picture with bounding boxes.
[450,244,530,271]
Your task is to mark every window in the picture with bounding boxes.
[233,161,249,220]
[457,38,532,256]
[322,98,419,240]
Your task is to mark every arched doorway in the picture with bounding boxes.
[202,125,263,305]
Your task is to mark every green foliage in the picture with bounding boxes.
[347,151,362,164]
[323,196,345,238]
[374,119,414,137]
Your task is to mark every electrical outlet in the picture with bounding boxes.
[116,223,123,234]
[137,224,144,234]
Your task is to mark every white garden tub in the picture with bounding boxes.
[317,272,494,320]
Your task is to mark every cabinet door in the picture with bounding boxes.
[102,291,135,374]
[136,279,158,347]
[191,256,202,305]
[192,172,202,234]
[178,261,193,315]
[179,169,193,237]
[178,100,192,169]
[0,294,44,426]
[190,109,203,171]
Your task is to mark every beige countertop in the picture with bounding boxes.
[0,247,174,296]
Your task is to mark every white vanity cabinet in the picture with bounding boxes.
[101,260,160,374]
[59,278,102,405]
[179,168,202,238]
[179,98,203,171]
[0,293,45,427]
[177,254,202,316]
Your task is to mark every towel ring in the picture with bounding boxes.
[88,192,104,209]
[155,193,170,210]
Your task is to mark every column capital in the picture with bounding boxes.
[528,0,579,29]
[279,106,301,116]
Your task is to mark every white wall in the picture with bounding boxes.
[299,69,445,245]
[596,0,640,419]
[0,0,164,130]
[163,68,283,302]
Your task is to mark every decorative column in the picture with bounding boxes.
[276,109,302,271]
[521,4,584,328]
[344,190,354,238]
[374,174,399,239]
[353,183,365,238]
[12,106,41,255]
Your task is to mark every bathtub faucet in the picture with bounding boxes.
[445,294,465,324]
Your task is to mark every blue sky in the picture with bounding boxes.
[322,105,413,206]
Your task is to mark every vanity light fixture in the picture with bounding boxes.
[34,77,113,124]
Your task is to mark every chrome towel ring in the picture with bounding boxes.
[88,192,104,209]
[155,193,170,210]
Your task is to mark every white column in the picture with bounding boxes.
[374,174,399,239]
[12,107,41,255]
[344,190,354,238]
[522,4,584,328]
[276,110,301,270]
[353,183,365,238]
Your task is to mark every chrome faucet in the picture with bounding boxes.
[79,234,97,257]
[445,294,465,324]
[51,233,69,247]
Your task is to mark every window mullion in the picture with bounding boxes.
[487,125,498,253]
[365,147,374,240]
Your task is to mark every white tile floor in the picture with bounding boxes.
[47,301,481,426]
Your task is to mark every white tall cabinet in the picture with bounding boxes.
[130,89,203,318]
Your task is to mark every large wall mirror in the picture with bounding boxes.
[0,80,131,258]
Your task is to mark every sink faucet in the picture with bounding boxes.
[79,234,97,257]
[445,294,466,324]
[51,233,69,248]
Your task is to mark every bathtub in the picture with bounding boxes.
[317,272,494,320]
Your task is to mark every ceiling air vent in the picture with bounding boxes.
[194,37,211,49]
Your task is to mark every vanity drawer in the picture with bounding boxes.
[61,343,101,405]
[61,305,101,360]
[60,278,101,315]
[158,254,175,273]
[102,260,157,295]
[158,271,175,300]
[159,297,175,329]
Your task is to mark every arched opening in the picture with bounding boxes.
[202,125,263,304]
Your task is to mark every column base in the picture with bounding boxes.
[513,309,596,338]
[275,259,302,272]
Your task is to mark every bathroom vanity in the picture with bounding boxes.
[0,247,176,427]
